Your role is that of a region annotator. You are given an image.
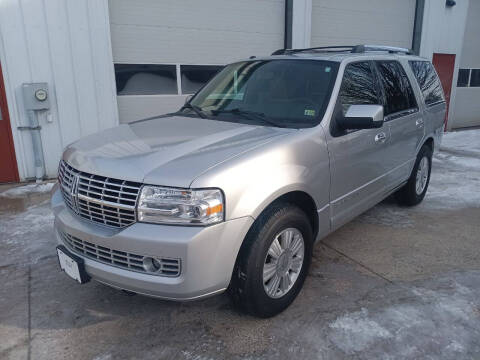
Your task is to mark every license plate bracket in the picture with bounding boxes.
[56,245,90,284]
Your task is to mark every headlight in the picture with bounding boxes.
[137,186,224,225]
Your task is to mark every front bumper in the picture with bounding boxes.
[51,187,254,300]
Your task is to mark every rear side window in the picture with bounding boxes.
[339,61,380,114]
[409,61,445,106]
[376,61,417,116]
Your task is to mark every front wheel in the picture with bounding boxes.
[395,144,432,206]
[229,203,313,318]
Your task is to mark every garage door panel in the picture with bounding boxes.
[117,95,188,124]
[109,0,285,123]
[313,0,414,14]
[111,24,284,65]
[311,0,415,49]
[110,0,284,35]
[109,0,284,64]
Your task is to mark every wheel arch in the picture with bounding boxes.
[246,188,320,247]
[423,137,434,152]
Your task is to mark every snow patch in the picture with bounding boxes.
[440,129,480,156]
[329,308,392,353]
[0,201,54,241]
[420,129,480,210]
[0,182,54,198]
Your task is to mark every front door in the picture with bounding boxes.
[327,61,391,230]
[432,53,455,130]
[0,62,19,183]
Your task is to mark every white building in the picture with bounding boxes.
[0,0,478,183]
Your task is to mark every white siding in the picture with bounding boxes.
[310,0,416,48]
[109,0,285,123]
[0,0,118,180]
[420,0,470,130]
[451,0,480,129]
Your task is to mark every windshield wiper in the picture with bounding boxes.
[211,108,285,128]
[180,103,207,119]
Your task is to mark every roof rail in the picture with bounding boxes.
[352,45,413,54]
[271,44,413,56]
[271,46,356,55]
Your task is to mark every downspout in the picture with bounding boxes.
[284,0,293,49]
[412,0,425,55]
[26,110,46,182]
[20,83,49,183]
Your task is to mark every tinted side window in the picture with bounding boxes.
[339,61,379,114]
[409,61,445,105]
[376,61,417,116]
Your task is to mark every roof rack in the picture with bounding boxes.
[271,44,413,56]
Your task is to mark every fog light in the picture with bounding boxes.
[142,257,162,273]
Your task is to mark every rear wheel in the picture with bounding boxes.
[229,203,313,318]
[395,144,432,206]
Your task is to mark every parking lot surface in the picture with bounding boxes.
[1,129,479,360]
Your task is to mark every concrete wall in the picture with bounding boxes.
[451,0,480,129]
[0,0,118,180]
[419,0,470,131]
[310,0,416,48]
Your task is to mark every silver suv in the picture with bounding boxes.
[52,45,446,317]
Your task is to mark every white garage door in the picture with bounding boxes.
[109,0,285,123]
[311,0,416,49]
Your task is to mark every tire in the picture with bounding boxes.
[395,144,432,206]
[228,203,313,318]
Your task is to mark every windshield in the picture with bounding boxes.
[185,60,339,128]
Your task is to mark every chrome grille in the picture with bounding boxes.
[61,231,181,277]
[58,160,141,228]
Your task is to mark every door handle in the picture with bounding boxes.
[374,132,387,143]
[416,118,424,127]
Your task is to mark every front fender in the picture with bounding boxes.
[190,129,331,222]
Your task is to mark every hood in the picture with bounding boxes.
[63,115,292,187]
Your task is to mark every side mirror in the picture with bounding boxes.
[338,104,384,130]
[184,94,193,104]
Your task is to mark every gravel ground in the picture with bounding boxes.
[1,129,479,360]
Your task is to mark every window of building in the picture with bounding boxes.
[470,69,480,87]
[409,61,444,105]
[115,64,177,95]
[339,61,380,115]
[180,65,223,94]
[457,69,470,87]
[376,61,417,116]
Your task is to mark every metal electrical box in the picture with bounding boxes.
[21,83,50,110]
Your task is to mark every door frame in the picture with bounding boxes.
[0,61,19,183]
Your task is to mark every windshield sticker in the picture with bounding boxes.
[325,67,331,73]
[304,109,316,116]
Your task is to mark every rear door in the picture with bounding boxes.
[374,60,423,187]
[408,60,447,136]
[327,61,391,229]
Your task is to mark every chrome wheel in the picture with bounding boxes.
[415,156,429,195]
[263,228,305,299]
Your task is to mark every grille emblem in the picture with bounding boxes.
[70,174,80,213]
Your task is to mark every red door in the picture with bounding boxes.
[0,62,19,183]
[432,53,455,130]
